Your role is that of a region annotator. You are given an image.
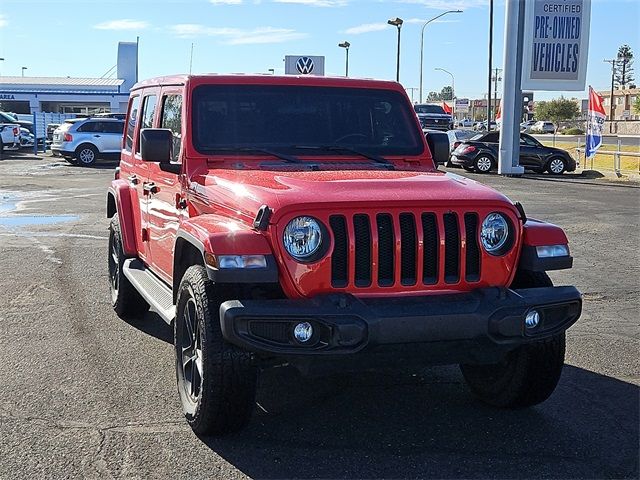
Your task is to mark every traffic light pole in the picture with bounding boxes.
[497,0,525,176]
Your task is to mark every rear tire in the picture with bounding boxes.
[76,144,98,166]
[460,270,566,408]
[175,265,257,436]
[474,155,493,173]
[108,216,149,319]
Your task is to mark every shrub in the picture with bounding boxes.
[562,127,585,135]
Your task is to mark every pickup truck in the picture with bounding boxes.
[0,123,21,155]
[107,75,581,436]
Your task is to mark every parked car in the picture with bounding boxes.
[413,103,453,131]
[520,119,537,132]
[531,121,555,134]
[19,127,35,148]
[446,129,477,153]
[473,120,499,131]
[449,131,576,174]
[107,74,581,436]
[51,117,124,166]
[455,118,474,128]
[0,123,21,154]
[0,111,34,134]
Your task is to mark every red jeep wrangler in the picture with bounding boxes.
[107,75,581,436]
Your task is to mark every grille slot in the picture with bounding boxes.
[376,213,395,286]
[444,213,460,283]
[464,213,480,282]
[249,321,289,344]
[399,213,417,286]
[421,213,439,284]
[353,214,372,287]
[329,215,348,288]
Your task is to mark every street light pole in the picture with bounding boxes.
[0,58,4,76]
[387,18,403,82]
[338,41,350,77]
[435,67,455,118]
[604,59,617,132]
[21,66,27,77]
[419,10,462,103]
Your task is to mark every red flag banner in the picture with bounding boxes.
[442,101,452,114]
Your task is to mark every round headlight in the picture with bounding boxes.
[283,216,323,261]
[481,213,510,254]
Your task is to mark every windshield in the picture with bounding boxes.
[192,85,424,157]
[414,104,446,115]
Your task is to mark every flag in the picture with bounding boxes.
[586,86,606,159]
[442,101,452,114]
[495,100,501,121]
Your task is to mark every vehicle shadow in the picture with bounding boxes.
[122,311,173,344]
[202,364,639,479]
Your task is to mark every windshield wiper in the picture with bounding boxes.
[292,145,394,168]
[205,146,300,164]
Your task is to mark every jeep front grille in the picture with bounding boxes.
[329,211,482,289]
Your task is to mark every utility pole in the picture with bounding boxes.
[487,0,494,129]
[492,67,502,121]
[189,43,195,75]
[405,87,418,103]
[604,59,617,133]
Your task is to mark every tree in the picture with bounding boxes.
[426,91,442,102]
[615,44,635,89]
[441,86,453,101]
[633,95,640,115]
[534,97,580,133]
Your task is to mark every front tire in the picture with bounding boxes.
[175,265,257,436]
[108,216,149,319]
[460,271,566,408]
[547,157,566,175]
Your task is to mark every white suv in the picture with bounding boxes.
[51,118,124,166]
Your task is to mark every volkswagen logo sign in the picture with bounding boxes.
[296,57,315,75]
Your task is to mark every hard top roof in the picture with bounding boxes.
[131,74,403,92]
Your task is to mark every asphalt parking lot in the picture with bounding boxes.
[0,153,638,479]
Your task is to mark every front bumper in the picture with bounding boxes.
[220,286,582,362]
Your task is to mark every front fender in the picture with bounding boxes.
[107,179,138,257]
[522,218,568,246]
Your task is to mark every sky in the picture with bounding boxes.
[0,0,638,102]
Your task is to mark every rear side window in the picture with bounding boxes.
[136,95,157,154]
[102,121,124,134]
[125,96,140,151]
[482,132,499,143]
[160,94,183,162]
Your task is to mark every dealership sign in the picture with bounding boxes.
[0,94,16,100]
[455,98,470,113]
[284,55,325,76]
[521,0,591,91]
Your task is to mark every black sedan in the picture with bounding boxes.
[449,131,576,174]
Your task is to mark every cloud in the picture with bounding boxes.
[344,22,388,34]
[405,17,460,24]
[94,19,149,30]
[273,0,348,6]
[210,0,243,4]
[0,14,7,28]
[169,24,308,45]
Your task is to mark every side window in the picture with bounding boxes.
[160,94,183,162]
[125,96,140,151]
[77,121,97,133]
[136,95,157,154]
[483,132,499,143]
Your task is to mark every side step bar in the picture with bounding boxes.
[123,258,175,324]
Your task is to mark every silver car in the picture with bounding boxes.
[51,117,124,166]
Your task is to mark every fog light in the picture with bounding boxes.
[525,310,540,329]
[293,322,313,343]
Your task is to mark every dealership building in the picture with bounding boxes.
[0,42,137,115]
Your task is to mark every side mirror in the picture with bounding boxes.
[140,128,180,173]
[424,130,450,166]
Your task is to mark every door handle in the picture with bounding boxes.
[93,135,101,138]
[127,174,139,185]
[143,182,158,195]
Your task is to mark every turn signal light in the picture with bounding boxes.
[12,127,19,136]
